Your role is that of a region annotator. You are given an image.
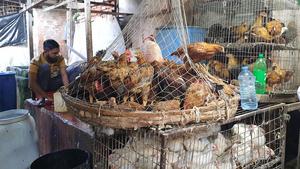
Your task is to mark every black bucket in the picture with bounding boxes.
[30,149,92,169]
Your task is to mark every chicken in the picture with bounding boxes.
[231,143,253,166]
[184,149,214,166]
[266,63,294,92]
[250,11,273,42]
[150,61,186,101]
[252,11,267,28]
[183,81,211,109]
[232,124,266,148]
[171,42,225,63]
[251,26,273,42]
[167,138,184,152]
[254,145,275,160]
[208,60,230,80]
[231,22,250,41]
[205,23,224,43]
[212,133,230,156]
[226,54,239,70]
[282,21,297,44]
[266,19,285,37]
[123,51,154,106]
[183,136,210,152]
[142,35,165,63]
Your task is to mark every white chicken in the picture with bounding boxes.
[183,136,210,152]
[232,123,266,147]
[167,138,184,152]
[212,133,230,156]
[231,143,253,166]
[185,148,214,166]
[166,151,180,169]
[253,145,275,161]
[142,35,165,63]
[109,147,138,169]
[216,161,236,169]
[135,155,160,169]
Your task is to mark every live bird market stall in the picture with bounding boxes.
[59,0,289,168]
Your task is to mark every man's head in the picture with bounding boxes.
[43,39,60,63]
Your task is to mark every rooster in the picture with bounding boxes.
[142,35,165,63]
[171,42,225,64]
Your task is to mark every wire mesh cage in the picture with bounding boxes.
[92,103,287,169]
[0,0,23,16]
[187,0,300,94]
[62,0,240,129]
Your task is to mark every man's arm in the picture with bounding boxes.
[29,73,51,100]
[60,67,69,87]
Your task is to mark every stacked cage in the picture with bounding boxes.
[92,103,287,169]
[187,0,300,95]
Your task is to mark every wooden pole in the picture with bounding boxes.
[26,0,34,60]
[66,8,74,64]
[84,0,93,61]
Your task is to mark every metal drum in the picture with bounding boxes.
[0,109,39,169]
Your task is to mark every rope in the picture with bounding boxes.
[192,106,201,123]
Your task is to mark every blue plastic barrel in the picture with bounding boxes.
[156,26,207,64]
[0,72,17,111]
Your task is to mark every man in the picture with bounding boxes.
[29,39,69,102]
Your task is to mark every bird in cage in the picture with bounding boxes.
[142,34,165,63]
[266,63,294,92]
[170,42,225,64]
[183,81,212,109]
[230,22,250,43]
[207,60,230,80]
[250,11,274,42]
[266,19,286,37]
[149,61,187,102]
[282,21,298,44]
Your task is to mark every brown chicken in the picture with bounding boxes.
[208,60,230,80]
[251,11,273,42]
[124,51,154,106]
[184,81,211,109]
[232,22,249,40]
[171,42,224,63]
[266,19,285,37]
[227,54,239,70]
[266,63,294,92]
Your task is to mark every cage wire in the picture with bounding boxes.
[0,0,22,16]
[66,0,238,127]
[188,0,300,94]
[92,104,286,169]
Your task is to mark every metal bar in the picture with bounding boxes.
[19,0,47,13]
[160,134,166,169]
[90,1,114,7]
[286,102,300,112]
[159,123,220,140]
[43,0,72,12]
[66,8,73,63]
[66,44,86,61]
[281,106,288,168]
[26,0,34,60]
[85,0,93,62]
[77,8,132,15]
[222,103,286,124]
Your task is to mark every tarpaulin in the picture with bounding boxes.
[0,12,26,47]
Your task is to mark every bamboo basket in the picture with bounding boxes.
[61,88,239,129]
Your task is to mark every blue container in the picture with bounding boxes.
[0,72,17,111]
[156,26,207,64]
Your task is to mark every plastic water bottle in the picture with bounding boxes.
[238,66,258,110]
[253,53,267,94]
